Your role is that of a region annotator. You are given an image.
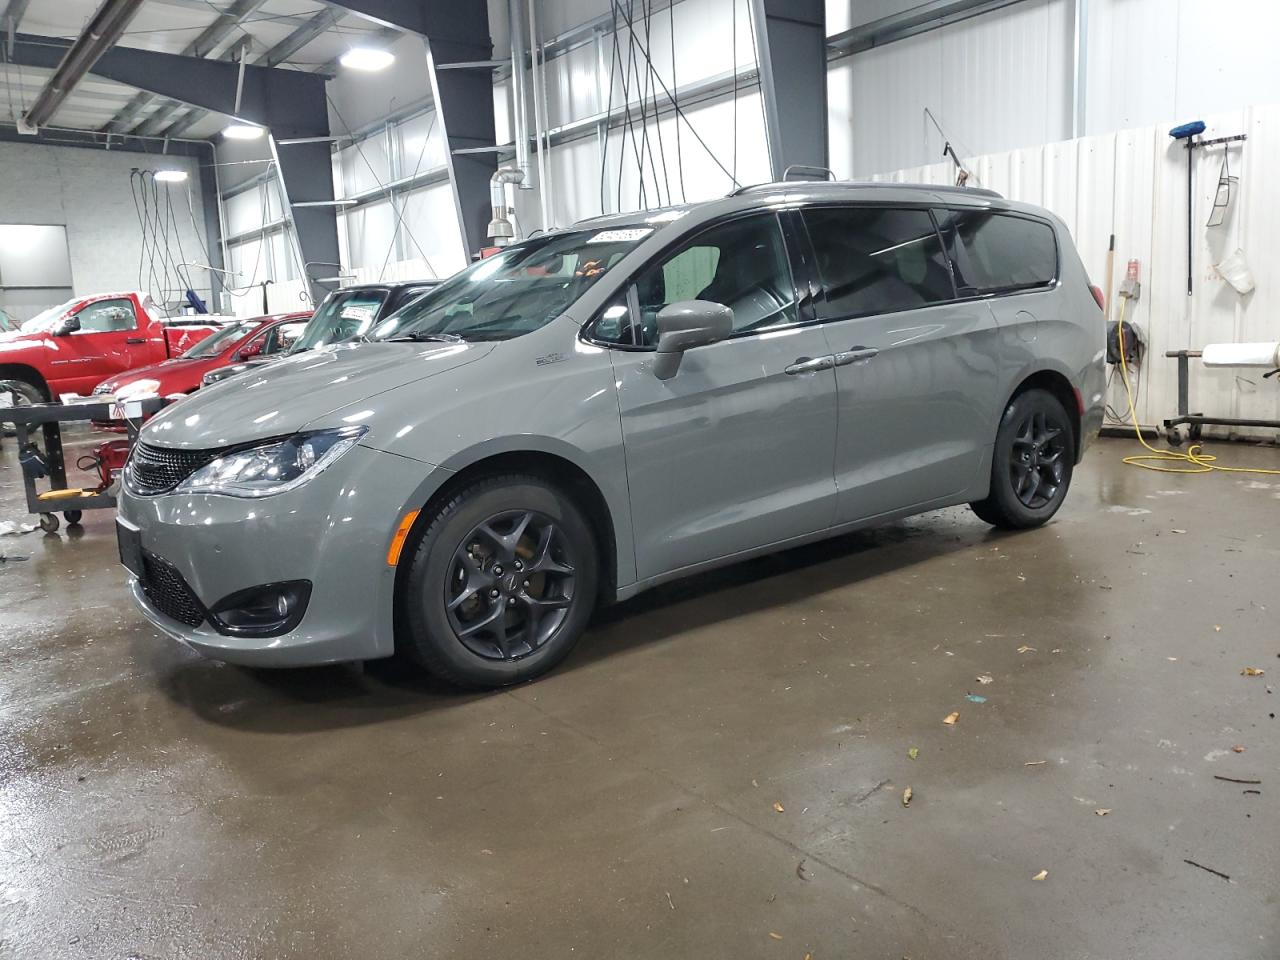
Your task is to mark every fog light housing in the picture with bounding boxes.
[208,580,312,638]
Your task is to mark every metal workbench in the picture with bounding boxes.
[0,397,169,532]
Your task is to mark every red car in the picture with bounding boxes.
[92,311,311,401]
[0,291,228,404]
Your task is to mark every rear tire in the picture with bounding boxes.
[397,474,599,689]
[970,388,1074,530]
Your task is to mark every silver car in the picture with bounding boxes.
[116,182,1105,688]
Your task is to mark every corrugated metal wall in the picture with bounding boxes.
[872,106,1280,436]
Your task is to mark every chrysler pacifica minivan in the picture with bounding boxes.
[117,182,1105,688]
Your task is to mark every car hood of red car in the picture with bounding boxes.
[95,356,216,397]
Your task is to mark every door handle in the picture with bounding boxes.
[126,337,146,344]
[785,355,836,375]
[834,346,879,367]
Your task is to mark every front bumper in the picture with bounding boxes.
[119,443,438,667]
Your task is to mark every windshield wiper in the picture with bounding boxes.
[386,332,466,343]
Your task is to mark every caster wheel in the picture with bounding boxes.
[64,510,83,526]
[39,513,60,533]
[1166,427,1185,448]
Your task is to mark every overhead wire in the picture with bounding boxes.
[377,112,440,281]
[327,94,437,276]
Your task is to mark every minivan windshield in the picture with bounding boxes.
[289,288,389,353]
[370,227,651,343]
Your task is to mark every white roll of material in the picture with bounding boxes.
[1202,342,1280,368]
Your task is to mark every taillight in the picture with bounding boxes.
[1089,284,1106,311]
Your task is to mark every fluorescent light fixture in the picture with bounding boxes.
[222,123,265,140]
[339,47,395,71]
[154,169,188,183]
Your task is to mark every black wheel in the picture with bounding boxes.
[39,513,59,534]
[398,475,599,689]
[1166,426,1185,448]
[1,377,47,435]
[64,510,83,526]
[970,389,1074,530]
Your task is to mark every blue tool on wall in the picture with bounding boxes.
[1168,121,1247,296]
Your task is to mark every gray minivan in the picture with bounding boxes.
[117,182,1105,688]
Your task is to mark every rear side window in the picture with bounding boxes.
[935,209,1058,295]
[802,207,953,319]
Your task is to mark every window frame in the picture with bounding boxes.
[72,296,138,334]
[932,207,1061,301]
[581,209,811,351]
[795,202,958,323]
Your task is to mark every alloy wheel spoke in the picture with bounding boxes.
[529,524,574,576]
[457,603,505,639]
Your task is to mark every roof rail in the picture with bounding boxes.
[727,179,1005,200]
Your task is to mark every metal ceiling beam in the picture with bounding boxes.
[18,0,146,131]
[146,6,345,140]
[750,0,827,180]
[104,0,265,134]
[323,0,497,258]
[827,0,1030,59]
[3,0,32,53]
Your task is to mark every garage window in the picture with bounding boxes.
[934,209,1058,295]
[802,207,954,320]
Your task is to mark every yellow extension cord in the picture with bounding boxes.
[1115,297,1280,475]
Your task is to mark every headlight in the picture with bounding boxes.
[115,378,160,401]
[176,427,365,498]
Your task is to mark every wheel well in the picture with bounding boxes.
[0,364,51,401]
[415,450,618,603]
[1010,370,1082,461]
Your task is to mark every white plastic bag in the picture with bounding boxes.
[1215,249,1256,296]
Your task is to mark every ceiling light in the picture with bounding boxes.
[154,169,188,183]
[340,47,395,71]
[222,123,265,140]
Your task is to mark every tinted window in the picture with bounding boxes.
[802,207,953,319]
[76,297,137,332]
[622,213,797,347]
[935,209,1057,294]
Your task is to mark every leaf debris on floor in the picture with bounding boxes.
[907,747,919,760]
[772,801,785,813]
[1241,667,1265,677]
[902,786,913,807]
[943,711,959,725]
[1032,869,1048,881]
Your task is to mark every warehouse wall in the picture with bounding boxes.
[0,140,212,310]
[228,0,1280,298]
[829,0,1280,176]
[871,105,1279,436]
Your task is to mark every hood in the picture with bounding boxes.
[96,356,204,393]
[0,328,49,358]
[142,339,495,449]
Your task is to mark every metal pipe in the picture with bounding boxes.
[528,0,551,231]
[19,0,146,132]
[508,0,532,188]
[487,165,526,245]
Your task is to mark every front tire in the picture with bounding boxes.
[970,388,1074,529]
[398,475,599,689]
[1,378,47,436]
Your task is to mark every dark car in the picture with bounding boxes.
[201,280,439,387]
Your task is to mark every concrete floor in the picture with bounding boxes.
[1,432,1277,959]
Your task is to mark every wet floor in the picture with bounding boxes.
[1,432,1277,959]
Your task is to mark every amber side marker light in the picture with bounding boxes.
[387,510,421,566]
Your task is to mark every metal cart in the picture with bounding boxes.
[0,397,169,533]
[1164,349,1280,445]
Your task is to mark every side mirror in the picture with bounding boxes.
[652,300,733,381]
[237,341,263,360]
[55,315,81,336]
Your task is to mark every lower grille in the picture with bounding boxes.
[140,552,206,628]
[126,442,217,496]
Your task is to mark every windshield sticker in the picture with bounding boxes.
[340,304,376,321]
[587,228,652,244]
